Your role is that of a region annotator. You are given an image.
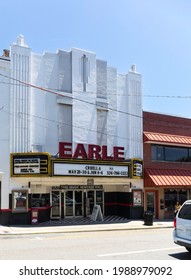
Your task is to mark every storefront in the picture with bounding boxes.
[143,111,191,220]
[144,186,191,220]
[164,189,189,218]
[144,168,191,219]
[6,143,144,225]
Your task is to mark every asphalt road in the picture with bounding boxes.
[0,228,190,260]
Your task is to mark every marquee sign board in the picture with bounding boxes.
[11,153,50,176]
[14,158,40,174]
[131,158,143,178]
[53,162,129,177]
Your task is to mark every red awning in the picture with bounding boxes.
[144,132,191,146]
[145,168,191,186]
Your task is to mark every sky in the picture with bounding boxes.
[1,0,191,119]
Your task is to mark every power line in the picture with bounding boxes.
[1,73,191,134]
[0,105,142,143]
[1,80,191,98]
[144,95,191,98]
[0,73,142,119]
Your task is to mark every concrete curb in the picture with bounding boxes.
[0,221,174,235]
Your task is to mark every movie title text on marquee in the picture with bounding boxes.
[14,158,40,174]
[53,162,129,177]
[11,153,50,176]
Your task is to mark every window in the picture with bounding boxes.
[164,189,187,212]
[189,149,191,161]
[151,145,164,161]
[12,190,28,212]
[178,202,191,220]
[151,145,191,162]
[165,146,188,162]
[31,193,50,207]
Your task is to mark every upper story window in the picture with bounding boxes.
[151,144,191,162]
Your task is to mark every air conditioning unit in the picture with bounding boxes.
[31,145,43,152]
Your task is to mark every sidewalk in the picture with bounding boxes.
[0,219,174,235]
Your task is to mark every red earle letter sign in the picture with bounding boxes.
[113,146,125,160]
[88,144,102,159]
[73,143,87,159]
[59,142,125,161]
[59,142,72,158]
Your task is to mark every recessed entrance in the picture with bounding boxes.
[65,189,103,217]
[51,188,103,219]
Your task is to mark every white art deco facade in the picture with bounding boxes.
[0,35,143,225]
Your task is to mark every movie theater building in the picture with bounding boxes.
[0,35,143,225]
[143,111,191,220]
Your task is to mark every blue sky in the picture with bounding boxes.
[1,0,191,118]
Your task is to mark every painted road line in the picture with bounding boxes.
[97,246,183,257]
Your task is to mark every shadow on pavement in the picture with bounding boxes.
[169,251,191,260]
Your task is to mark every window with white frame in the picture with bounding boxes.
[12,190,28,212]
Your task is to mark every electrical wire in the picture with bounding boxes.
[0,103,142,143]
[0,72,191,134]
[1,80,191,98]
[0,72,142,118]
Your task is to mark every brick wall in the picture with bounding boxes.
[143,111,191,136]
[143,111,191,170]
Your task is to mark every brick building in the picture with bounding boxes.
[143,111,191,219]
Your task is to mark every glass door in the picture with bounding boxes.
[86,190,103,216]
[65,191,74,216]
[51,191,61,219]
[65,190,83,217]
[75,191,83,216]
[86,190,95,216]
[96,190,103,213]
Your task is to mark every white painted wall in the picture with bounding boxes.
[10,35,31,152]
[0,57,11,208]
[0,35,143,210]
[127,68,143,158]
[72,48,97,149]
[29,46,143,158]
